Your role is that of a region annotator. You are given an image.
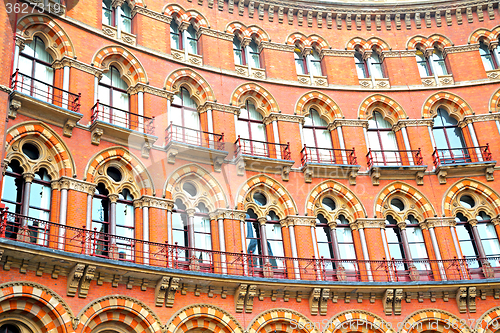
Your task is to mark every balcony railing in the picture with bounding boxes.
[1,211,500,282]
[432,145,492,166]
[235,136,291,160]
[11,69,81,113]
[367,148,423,168]
[165,123,224,150]
[91,100,155,135]
[301,145,357,166]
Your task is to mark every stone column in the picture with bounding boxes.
[283,218,299,279]
[58,179,69,250]
[12,38,25,74]
[108,194,118,259]
[186,208,196,259]
[216,210,227,274]
[142,199,150,265]
[85,186,95,255]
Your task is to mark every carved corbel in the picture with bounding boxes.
[9,99,21,119]
[394,289,403,315]
[486,167,494,181]
[309,288,321,315]
[320,289,329,316]
[283,290,290,302]
[62,119,77,138]
[67,263,85,297]
[166,277,180,307]
[235,284,247,313]
[349,169,357,185]
[78,265,96,298]
[245,285,257,313]
[141,141,152,159]
[416,171,425,185]
[213,156,224,172]
[19,259,28,274]
[167,148,178,164]
[383,289,394,315]
[468,287,477,313]
[155,276,170,307]
[303,166,313,183]
[112,274,121,287]
[370,167,380,186]
[437,170,447,184]
[236,159,246,176]
[91,128,103,145]
[456,286,467,313]
[52,265,60,279]
[282,165,291,181]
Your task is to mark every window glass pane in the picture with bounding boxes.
[116,202,134,228]
[318,243,333,259]
[431,49,448,75]
[34,38,53,63]
[250,122,266,141]
[316,128,333,149]
[310,50,322,76]
[102,0,112,25]
[170,21,180,50]
[370,61,384,78]
[480,42,496,71]
[367,131,382,150]
[248,103,263,120]
[233,37,243,65]
[121,3,132,33]
[29,182,51,210]
[446,127,466,149]
[478,223,497,239]
[316,227,330,243]
[438,108,458,126]
[294,50,306,75]
[250,54,260,68]
[415,50,431,77]
[432,128,448,150]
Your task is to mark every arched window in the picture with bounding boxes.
[170,20,181,50]
[170,87,201,144]
[245,208,263,267]
[194,202,212,260]
[336,214,357,271]
[385,215,405,266]
[92,183,110,257]
[432,108,469,163]
[116,188,134,260]
[0,324,20,333]
[97,66,129,128]
[237,101,267,156]
[354,48,384,79]
[416,49,432,77]
[248,40,260,68]
[456,210,500,268]
[430,48,448,76]
[405,214,429,270]
[233,36,244,65]
[102,1,132,33]
[294,49,307,75]
[18,36,54,101]
[303,109,332,163]
[172,199,189,260]
[266,210,284,268]
[316,213,334,263]
[479,40,499,71]
[170,22,198,55]
[367,111,399,164]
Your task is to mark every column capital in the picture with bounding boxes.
[491,217,500,226]
[209,212,218,220]
[139,195,174,211]
[468,219,478,227]
[23,173,35,183]
[257,217,267,225]
[397,221,407,230]
[108,194,119,203]
[186,208,196,217]
[51,180,61,191]
[133,199,143,208]
[327,221,337,229]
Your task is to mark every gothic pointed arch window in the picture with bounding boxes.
[172,199,189,260]
[170,20,199,55]
[302,108,333,163]
[432,107,469,164]
[233,35,245,65]
[354,48,385,79]
[237,100,268,156]
[248,39,261,69]
[18,36,54,102]
[479,39,500,71]
[97,66,130,128]
[415,44,449,78]
[170,87,201,145]
[91,183,135,260]
[367,111,399,165]
[102,0,132,33]
[266,210,284,268]
[416,49,432,77]
[295,47,323,77]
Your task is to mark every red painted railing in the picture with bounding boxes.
[91,100,155,135]
[165,123,225,150]
[432,145,492,166]
[366,148,423,168]
[11,69,81,113]
[1,210,499,282]
[235,136,291,160]
[301,145,357,166]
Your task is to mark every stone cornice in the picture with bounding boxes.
[263,113,305,125]
[330,119,368,128]
[353,218,386,230]
[321,49,355,57]
[421,217,457,229]
[464,113,500,123]
[131,6,171,23]
[128,83,174,99]
[198,27,234,41]
[259,41,296,53]
[199,101,241,114]
[383,50,416,58]
[59,176,96,195]
[282,216,316,227]
[0,84,12,94]
[392,119,434,131]
[444,44,481,55]
[56,56,103,77]
[141,195,174,210]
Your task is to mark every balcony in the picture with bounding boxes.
[366,149,427,185]
[164,123,228,171]
[90,101,158,157]
[2,211,500,283]
[234,136,294,180]
[432,145,496,184]
[300,146,360,184]
[10,70,82,137]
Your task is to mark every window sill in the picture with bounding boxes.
[421,75,454,87]
[171,49,203,66]
[235,64,266,79]
[359,77,390,89]
[301,163,360,185]
[368,165,428,186]
[297,74,328,87]
[486,69,500,80]
[102,24,137,46]
[434,161,496,184]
